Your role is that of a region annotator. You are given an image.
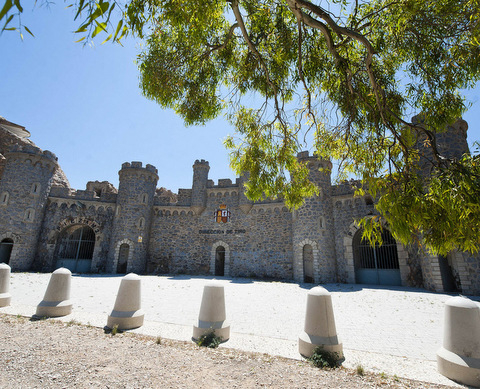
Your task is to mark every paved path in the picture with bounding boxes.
[2,273,479,387]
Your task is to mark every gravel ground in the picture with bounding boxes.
[3,273,479,387]
[0,314,457,389]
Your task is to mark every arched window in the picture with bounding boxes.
[141,193,148,204]
[138,217,145,229]
[353,228,401,286]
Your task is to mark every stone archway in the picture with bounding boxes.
[0,232,20,268]
[55,225,96,273]
[210,241,230,277]
[303,244,314,283]
[113,239,134,274]
[0,238,14,264]
[215,246,225,276]
[294,239,319,283]
[343,223,409,285]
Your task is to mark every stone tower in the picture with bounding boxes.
[237,172,254,214]
[191,159,209,215]
[0,145,58,270]
[412,115,470,175]
[292,151,336,283]
[108,161,158,274]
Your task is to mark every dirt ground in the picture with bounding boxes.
[0,314,457,388]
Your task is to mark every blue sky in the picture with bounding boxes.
[1,4,479,192]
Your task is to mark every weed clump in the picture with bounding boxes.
[356,364,365,376]
[196,331,222,348]
[111,324,119,336]
[308,347,340,369]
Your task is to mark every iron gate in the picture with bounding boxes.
[56,226,95,273]
[354,229,401,286]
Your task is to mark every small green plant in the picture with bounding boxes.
[111,324,119,336]
[156,336,162,345]
[67,319,80,327]
[308,347,340,369]
[196,331,222,348]
[356,364,365,376]
[380,372,387,379]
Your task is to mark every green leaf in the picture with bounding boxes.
[91,21,107,38]
[3,13,14,27]
[74,24,88,34]
[0,0,13,22]
[112,19,123,41]
[73,0,87,21]
[24,25,34,37]
[13,0,22,13]
[101,33,112,44]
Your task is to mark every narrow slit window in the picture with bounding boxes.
[24,208,35,222]
[0,192,9,205]
[31,183,40,194]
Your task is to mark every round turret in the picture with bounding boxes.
[293,151,336,284]
[297,151,333,188]
[191,159,210,215]
[0,146,59,270]
[412,115,470,175]
[108,161,159,273]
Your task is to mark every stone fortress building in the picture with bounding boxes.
[0,116,479,295]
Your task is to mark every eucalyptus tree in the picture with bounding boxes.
[2,0,480,254]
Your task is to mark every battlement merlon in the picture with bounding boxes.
[193,159,210,170]
[119,161,159,182]
[296,150,333,170]
[6,145,58,171]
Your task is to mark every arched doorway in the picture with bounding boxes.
[215,246,225,276]
[117,243,130,274]
[353,229,401,286]
[0,238,13,264]
[303,244,314,283]
[438,254,460,292]
[56,225,95,273]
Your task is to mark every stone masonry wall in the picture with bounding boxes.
[148,183,293,279]
[108,162,158,274]
[34,199,116,272]
[0,146,58,270]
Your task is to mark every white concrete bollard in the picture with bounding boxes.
[0,263,11,307]
[193,282,230,342]
[36,267,72,317]
[298,286,344,361]
[107,273,144,330]
[437,296,480,387]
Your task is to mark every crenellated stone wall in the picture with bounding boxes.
[0,116,478,295]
